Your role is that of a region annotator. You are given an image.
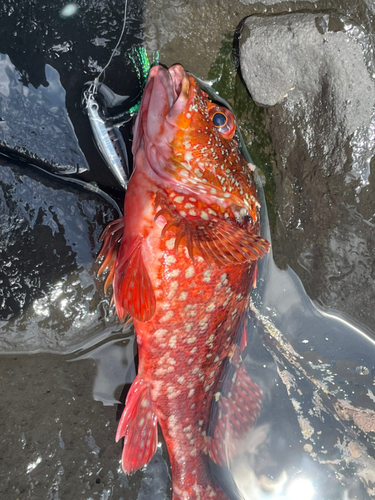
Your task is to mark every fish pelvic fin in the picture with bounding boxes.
[208,347,262,466]
[116,376,158,474]
[96,217,125,294]
[154,190,270,267]
[114,236,156,322]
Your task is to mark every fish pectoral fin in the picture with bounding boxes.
[197,220,270,267]
[155,190,270,266]
[96,217,125,294]
[114,236,156,322]
[208,348,262,466]
[116,377,158,474]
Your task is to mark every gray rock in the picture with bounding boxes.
[240,12,375,331]
[240,13,374,130]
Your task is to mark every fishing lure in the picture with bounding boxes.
[82,45,158,190]
[83,87,130,190]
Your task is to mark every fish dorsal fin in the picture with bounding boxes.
[114,236,156,322]
[154,191,270,267]
[208,347,262,466]
[116,377,158,473]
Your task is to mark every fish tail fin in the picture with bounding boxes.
[116,376,158,474]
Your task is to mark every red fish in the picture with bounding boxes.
[97,64,270,499]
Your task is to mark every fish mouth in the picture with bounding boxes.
[132,64,192,157]
[148,63,191,124]
[169,66,183,102]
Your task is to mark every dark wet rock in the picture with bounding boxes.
[0,54,88,174]
[0,157,120,352]
[239,12,375,331]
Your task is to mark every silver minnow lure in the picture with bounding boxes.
[85,93,129,190]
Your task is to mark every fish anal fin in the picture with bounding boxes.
[209,349,262,466]
[116,377,158,474]
[114,237,156,322]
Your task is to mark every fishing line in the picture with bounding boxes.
[92,0,129,94]
[25,162,123,216]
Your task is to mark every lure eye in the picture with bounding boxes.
[91,102,99,111]
[208,104,236,139]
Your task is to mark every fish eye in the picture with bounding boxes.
[212,112,227,127]
[208,104,236,139]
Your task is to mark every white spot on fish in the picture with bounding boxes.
[188,388,195,397]
[206,334,215,346]
[168,281,179,300]
[187,336,197,344]
[170,269,180,277]
[175,196,184,203]
[154,329,167,338]
[166,238,176,250]
[178,292,188,301]
[179,210,187,217]
[185,266,195,278]
[192,367,199,374]
[203,270,212,283]
[206,303,215,312]
[185,203,194,209]
[160,310,174,322]
[189,209,197,216]
[165,255,177,265]
[169,336,177,348]
[199,318,209,329]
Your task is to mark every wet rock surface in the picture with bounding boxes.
[0,157,120,352]
[0,353,170,500]
[0,54,89,174]
[239,9,375,332]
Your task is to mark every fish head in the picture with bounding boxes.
[132,64,260,224]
